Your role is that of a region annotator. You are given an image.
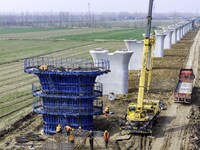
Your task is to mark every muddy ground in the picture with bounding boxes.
[0,30,199,150]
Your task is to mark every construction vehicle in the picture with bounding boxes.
[174,69,195,103]
[123,0,162,134]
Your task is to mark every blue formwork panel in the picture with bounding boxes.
[69,116,93,130]
[33,90,102,99]
[38,74,96,94]
[42,97,94,115]
[25,69,109,76]
[43,115,58,125]
[43,114,93,133]
[43,123,56,134]
[25,58,110,134]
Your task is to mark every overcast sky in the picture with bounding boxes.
[1,0,199,13]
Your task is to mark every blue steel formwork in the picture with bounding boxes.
[24,57,110,134]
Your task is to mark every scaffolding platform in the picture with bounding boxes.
[24,57,110,75]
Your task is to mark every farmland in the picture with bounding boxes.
[0,24,199,150]
[51,28,145,41]
[0,27,68,34]
[0,27,144,136]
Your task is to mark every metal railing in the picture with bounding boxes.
[24,57,110,72]
[33,98,103,115]
[32,82,103,97]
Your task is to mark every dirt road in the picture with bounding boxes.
[151,30,200,150]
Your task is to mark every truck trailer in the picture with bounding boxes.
[174,69,195,103]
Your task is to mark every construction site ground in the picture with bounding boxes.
[0,29,200,150]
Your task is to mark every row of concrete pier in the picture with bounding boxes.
[89,18,199,95]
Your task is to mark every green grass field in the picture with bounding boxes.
[0,27,68,34]
[52,28,145,41]
[0,27,145,64]
[0,40,93,64]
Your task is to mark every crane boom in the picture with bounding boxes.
[136,0,154,112]
[124,0,162,134]
[146,0,154,38]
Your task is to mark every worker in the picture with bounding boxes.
[103,130,110,148]
[56,124,62,133]
[104,106,110,116]
[71,128,74,135]
[68,133,75,143]
[68,132,75,148]
[68,132,75,149]
[39,64,48,71]
[89,130,94,150]
[65,125,72,136]
[78,126,82,136]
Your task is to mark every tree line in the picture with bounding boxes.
[0,11,195,28]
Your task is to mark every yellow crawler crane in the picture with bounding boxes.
[125,0,162,134]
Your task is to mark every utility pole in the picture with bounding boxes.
[173,11,177,24]
[195,7,199,17]
[88,2,91,27]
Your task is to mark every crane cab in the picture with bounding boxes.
[125,100,162,134]
[126,100,161,122]
[126,102,148,122]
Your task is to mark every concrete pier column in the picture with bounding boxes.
[185,22,191,33]
[181,22,186,37]
[186,22,190,32]
[171,27,178,44]
[176,26,180,41]
[180,25,184,38]
[163,29,173,49]
[124,40,144,70]
[176,26,182,41]
[185,23,189,33]
[90,49,133,95]
[154,30,166,57]
[183,23,188,35]
[189,21,193,30]
[182,24,185,36]
[89,48,109,60]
